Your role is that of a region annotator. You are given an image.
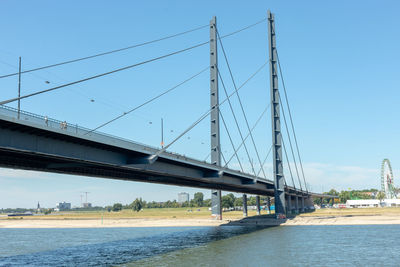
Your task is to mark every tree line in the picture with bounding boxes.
[314,188,399,205]
[107,192,270,212]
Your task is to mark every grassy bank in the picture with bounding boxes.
[0,208,270,220]
[3,207,400,221]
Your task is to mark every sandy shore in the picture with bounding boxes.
[2,214,400,228]
[0,218,228,228]
[282,215,400,226]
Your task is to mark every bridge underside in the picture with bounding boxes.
[0,147,277,196]
[0,107,331,201]
[0,115,284,196]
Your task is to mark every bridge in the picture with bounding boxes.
[0,11,335,219]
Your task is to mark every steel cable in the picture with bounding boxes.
[220,111,244,172]
[218,69,256,176]
[0,18,266,79]
[152,62,267,159]
[85,66,209,134]
[276,50,308,192]
[216,27,267,179]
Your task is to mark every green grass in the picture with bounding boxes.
[0,208,271,220]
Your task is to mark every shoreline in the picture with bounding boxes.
[2,214,400,228]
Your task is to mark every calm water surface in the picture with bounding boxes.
[0,225,399,266]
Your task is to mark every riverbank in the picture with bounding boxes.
[2,207,400,228]
[0,218,228,228]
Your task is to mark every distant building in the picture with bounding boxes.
[178,192,189,204]
[382,199,400,207]
[37,202,41,212]
[346,199,380,208]
[56,202,71,211]
[82,202,92,208]
[346,199,400,208]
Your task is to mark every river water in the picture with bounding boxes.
[0,225,399,266]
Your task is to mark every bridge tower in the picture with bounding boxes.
[210,16,222,220]
[268,10,286,216]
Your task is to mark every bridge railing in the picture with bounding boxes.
[0,104,163,149]
[0,104,216,165]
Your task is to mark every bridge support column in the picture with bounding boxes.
[267,197,271,214]
[256,196,261,215]
[287,194,292,216]
[331,198,334,207]
[320,197,323,208]
[243,194,248,217]
[301,197,305,212]
[268,10,286,217]
[295,196,299,214]
[210,16,222,220]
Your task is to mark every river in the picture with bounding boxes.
[0,225,399,266]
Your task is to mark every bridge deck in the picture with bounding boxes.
[0,105,334,198]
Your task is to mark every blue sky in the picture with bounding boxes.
[1,1,400,208]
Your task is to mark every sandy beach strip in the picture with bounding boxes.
[2,214,400,228]
[282,215,400,226]
[0,218,228,228]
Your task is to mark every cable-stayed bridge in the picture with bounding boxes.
[0,10,335,219]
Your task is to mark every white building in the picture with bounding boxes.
[382,199,400,207]
[346,199,380,208]
[56,202,71,211]
[346,199,400,208]
[178,192,189,204]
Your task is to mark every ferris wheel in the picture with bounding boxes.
[381,159,396,199]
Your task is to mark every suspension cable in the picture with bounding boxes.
[256,145,272,177]
[279,93,303,191]
[220,111,244,172]
[218,69,256,176]
[216,27,267,179]
[219,147,228,166]
[83,66,209,134]
[0,18,266,79]
[276,50,308,192]
[282,137,297,189]
[0,25,209,79]
[151,62,267,159]
[0,41,210,105]
[223,104,270,169]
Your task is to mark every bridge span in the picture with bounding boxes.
[0,11,336,218]
[0,105,333,213]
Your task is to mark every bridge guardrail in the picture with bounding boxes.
[0,105,220,166]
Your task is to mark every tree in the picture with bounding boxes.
[131,198,143,212]
[248,196,257,206]
[222,193,235,209]
[377,191,385,203]
[234,197,243,207]
[327,189,339,196]
[112,203,123,212]
[193,192,204,207]
[203,199,211,207]
[339,191,351,203]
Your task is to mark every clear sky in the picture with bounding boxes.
[1,0,400,208]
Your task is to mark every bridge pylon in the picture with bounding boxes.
[210,16,222,220]
[268,10,286,216]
